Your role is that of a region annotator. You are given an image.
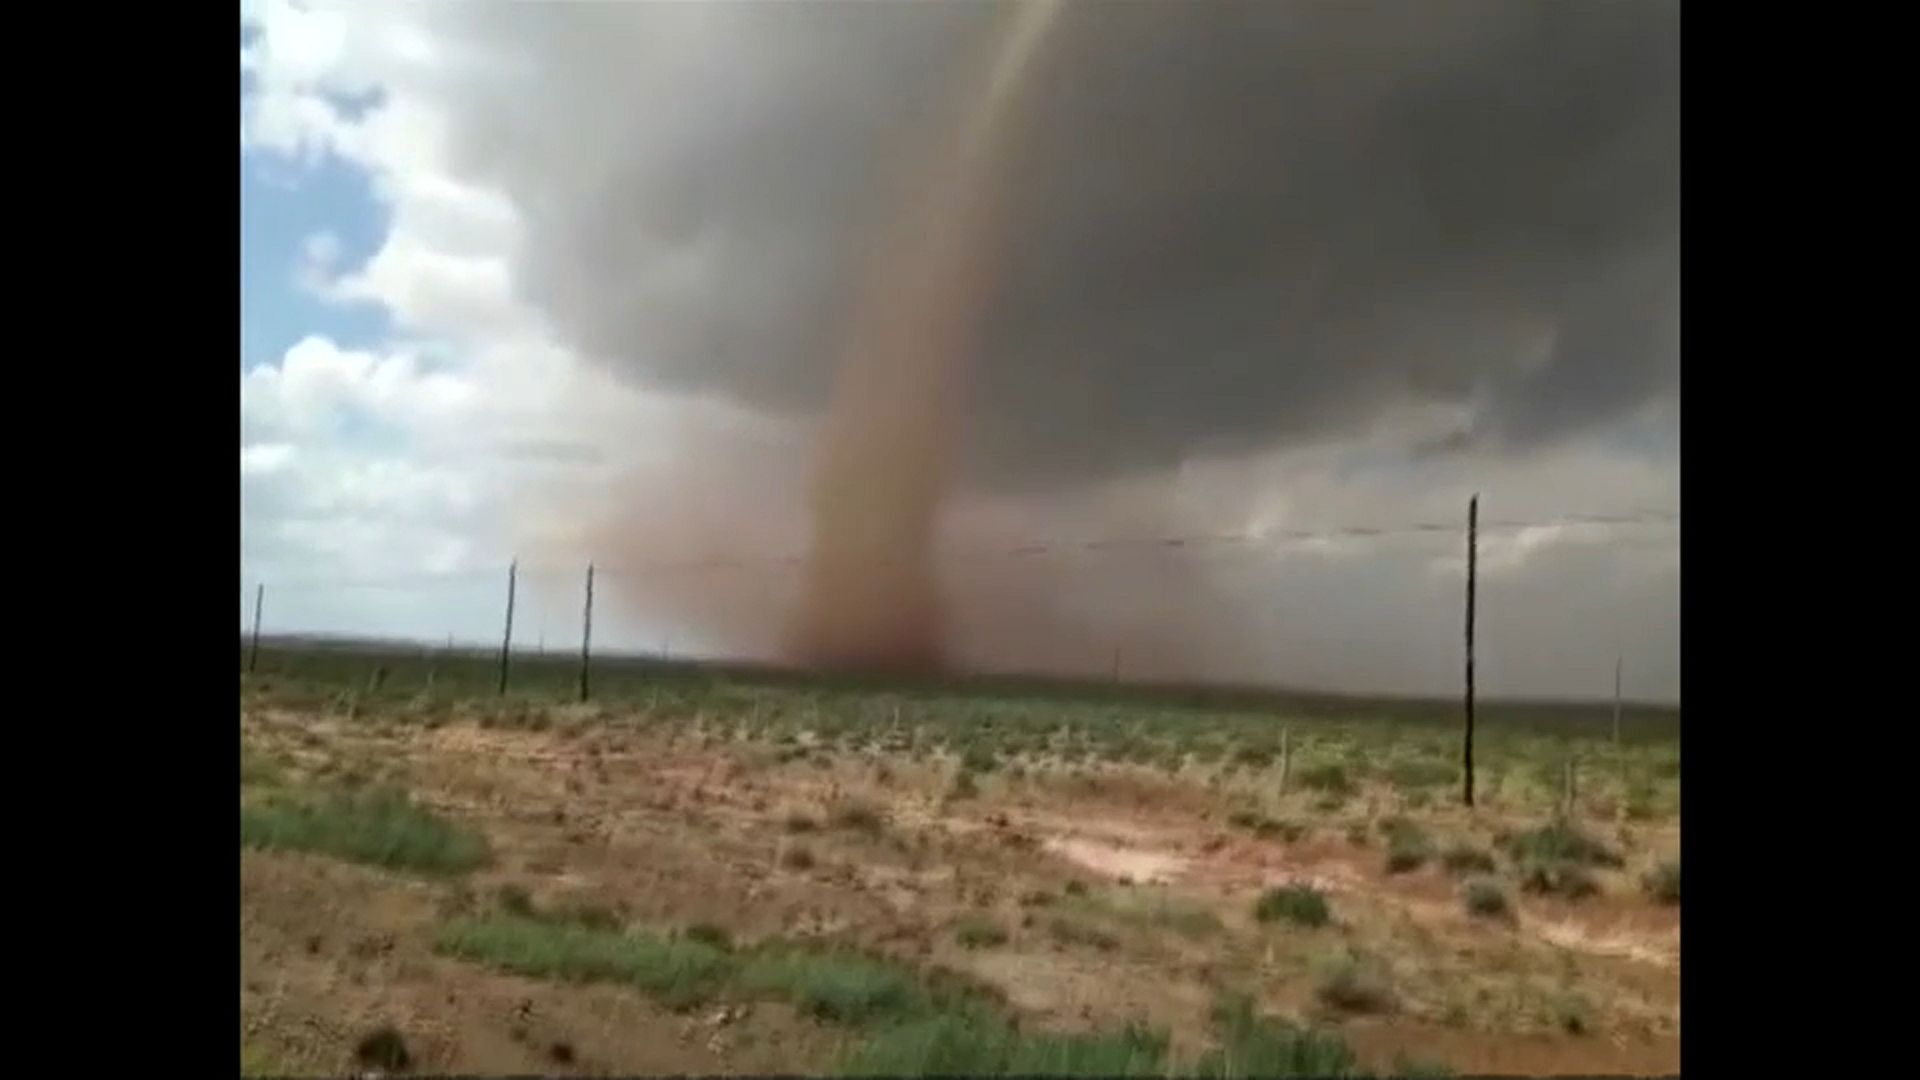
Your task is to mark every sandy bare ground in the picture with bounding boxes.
[241,708,1679,1075]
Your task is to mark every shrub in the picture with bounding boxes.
[1442,844,1497,875]
[954,915,1009,950]
[240,743,283,787]
[1461,878,1511,920]
[495,884,536,918]
[1519,860,1599,899]
[1254,885,1331,928]
[1382,820,1433,874]
[1233,743,1277,768]
[1048,917,1119,952]
[1314,956,1394,1014]
[1296,763,1353,795]
[354,1026,411,1072]
[1502,820,1623,868]
[1389,1053,1457,1078]
[1386,760,1456,790]
[684,923,734,950]
[1643,860,1680,904]
[831,801,888,834]
[1554,993,1592,1036]
[552,901,623,932]
[961,744,999,774]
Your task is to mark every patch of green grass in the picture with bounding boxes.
[1441,843,1497,875]
[1195,994,1361,1078]
[842,1011,1171,1077]
[954,915,1009,950]
[240,787,489,875]
[1253,884,1331,928]
[739,947,946,1025]
[440,912,1003,1031]
[436,916,731,1010]
[1643,859,1680,904]
[1461,877,1512,920]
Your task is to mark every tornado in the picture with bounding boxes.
[782,0,1066,672]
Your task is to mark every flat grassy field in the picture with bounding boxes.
[239,640,1679,1077]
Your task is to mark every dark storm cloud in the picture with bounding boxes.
[442,0,1678,492]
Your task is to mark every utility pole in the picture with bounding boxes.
[1463,494,1478,809]
[247,584,265,674]
[578,563,595,702]
[498,559,517,696]
[1612,655,1624,747]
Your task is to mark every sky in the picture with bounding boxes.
[239,0,1680,703]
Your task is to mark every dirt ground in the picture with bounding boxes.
[240,705,1680,1076]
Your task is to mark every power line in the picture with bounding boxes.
[241,509,1676,591]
